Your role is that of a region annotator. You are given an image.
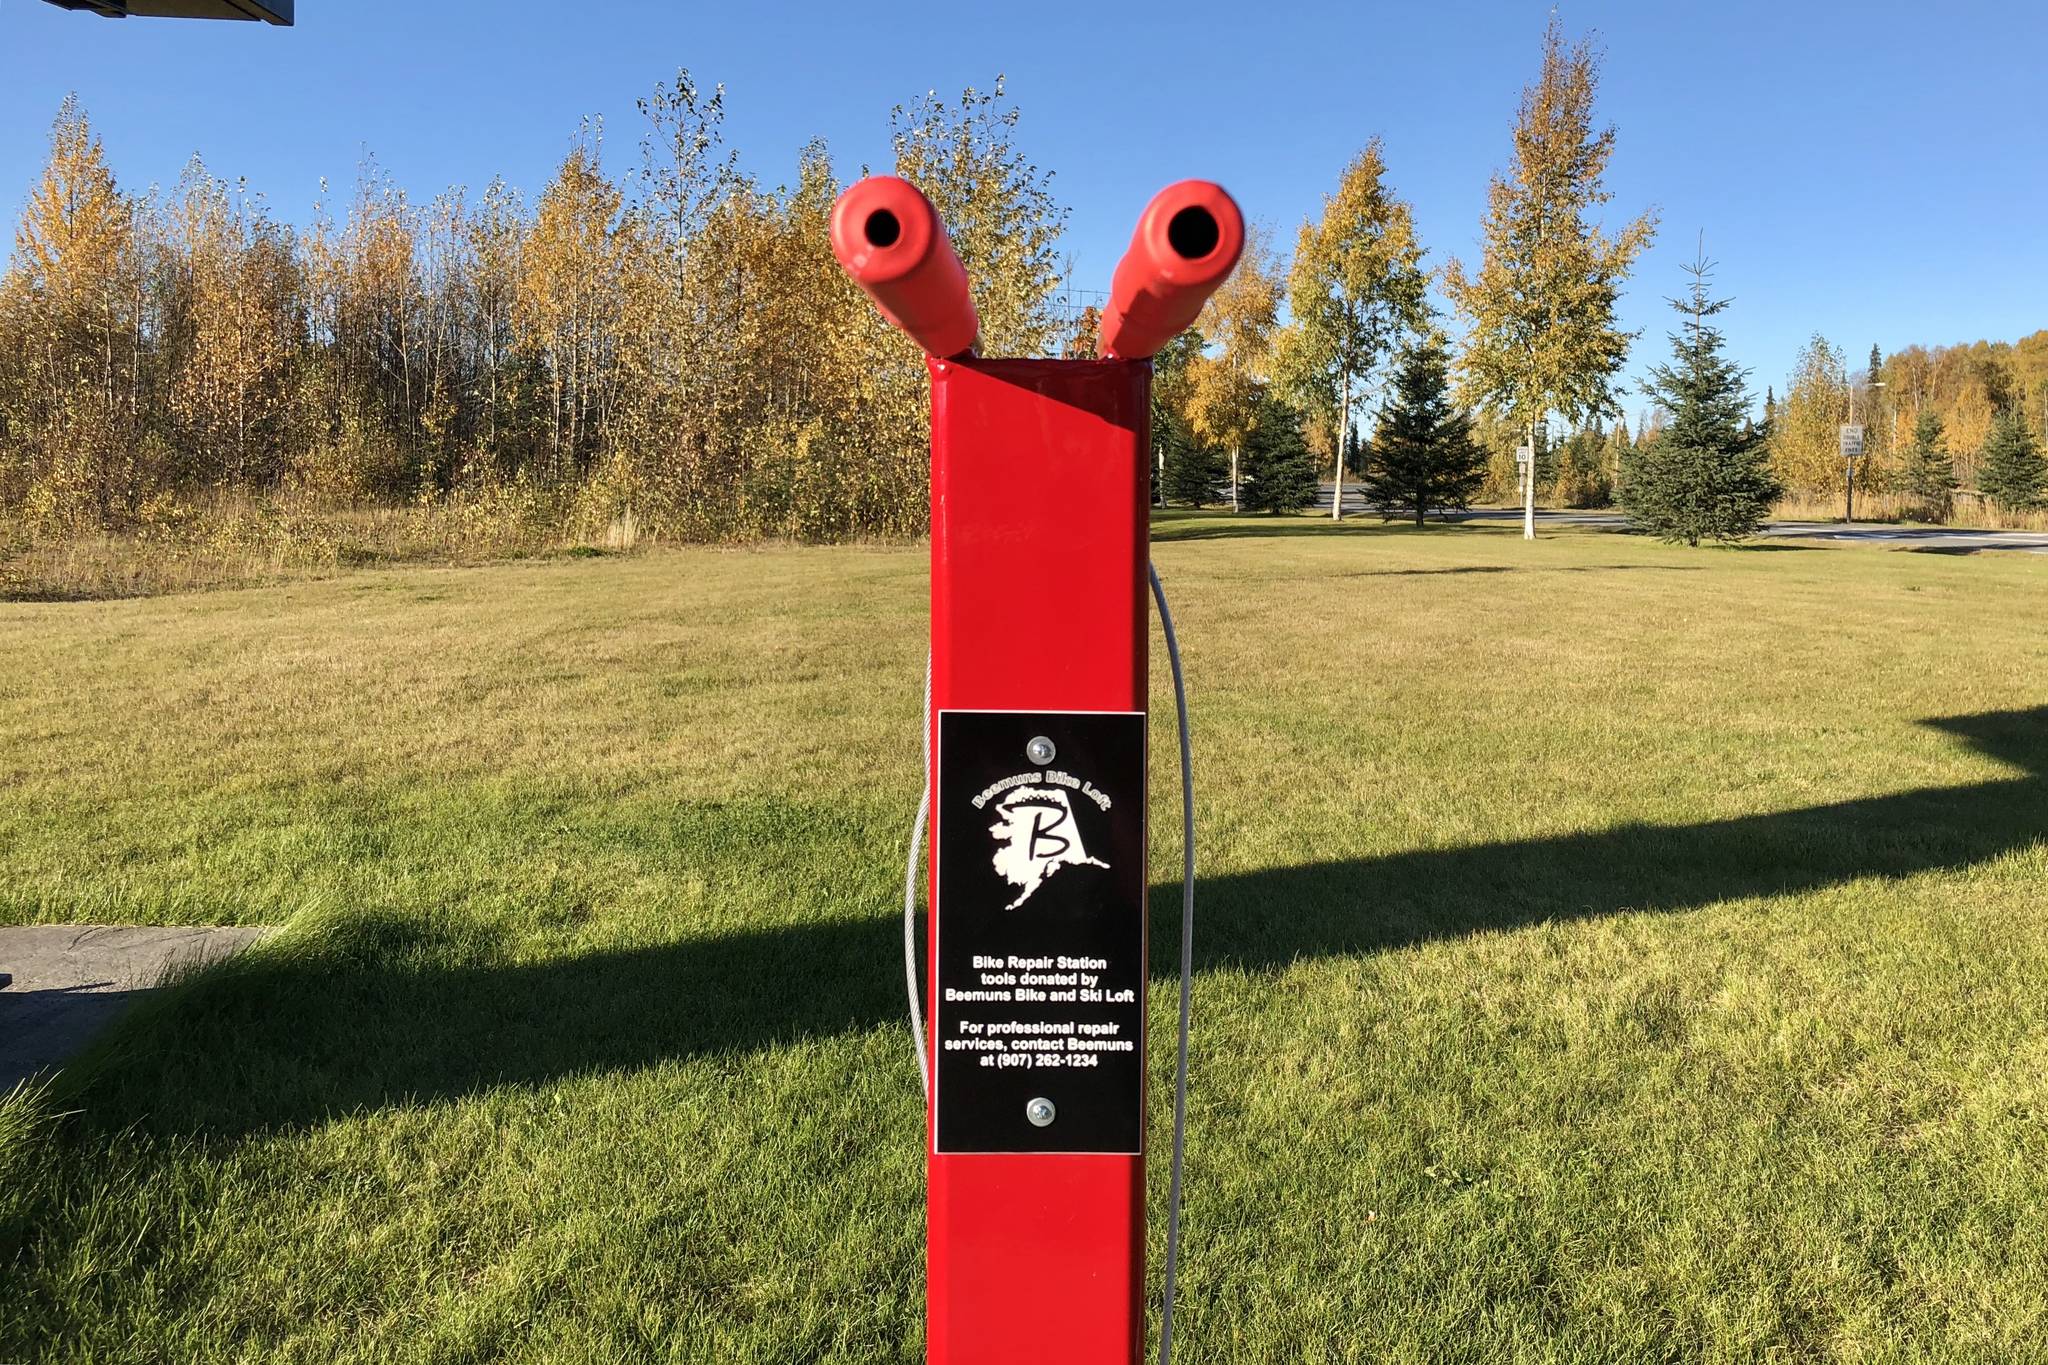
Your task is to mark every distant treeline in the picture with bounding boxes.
[1491,323,2048,519]
[0,80,1067,545]
[4,70,2044,550]
[1763,333,2048,511]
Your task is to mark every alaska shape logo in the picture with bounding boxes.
[987,786,1110,909]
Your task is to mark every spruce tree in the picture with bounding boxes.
[1603,419,1633,505]
[1237,393,1319,513]
[1360,337,1486,525]
[1979,408,2046,511]
[1160,410,1226,508]
[1901,411,1956,518]
[1152,329,1216,507]
[1620,251,1778,545]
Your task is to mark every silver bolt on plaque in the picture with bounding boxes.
[1026,736,1057,765]
[1026,1097,1057,1127]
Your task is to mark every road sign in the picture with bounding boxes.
[1515,444,1534,466]
[1839,424,1865,460]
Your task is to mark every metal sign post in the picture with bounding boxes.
[832,176,1241,1365]
[1840,423,1865,524]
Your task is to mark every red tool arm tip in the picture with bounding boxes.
[1098,181,1244,361]
[830,176,979,359]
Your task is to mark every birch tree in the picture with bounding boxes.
[1770,334,1848,496]
[1186,223,1283,512]
[3,97,146,526]
[1276,140,1427,520]
[1444,16,1656,538]
[166,163,299,490]
[890,77,1065,357]
[517,133,631,479]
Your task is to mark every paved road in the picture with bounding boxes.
[1308,486,2048,554]
[1743,519,2048,554]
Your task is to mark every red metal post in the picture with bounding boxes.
[927,355,1152,1364]
[830,173,1240,1365]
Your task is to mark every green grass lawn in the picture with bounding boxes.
[3,514,2046,1362]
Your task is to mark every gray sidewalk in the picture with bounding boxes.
[1,925,268,1091]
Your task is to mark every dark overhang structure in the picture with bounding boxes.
[40,0,293,23]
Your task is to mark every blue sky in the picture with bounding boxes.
[6,0,2045,418]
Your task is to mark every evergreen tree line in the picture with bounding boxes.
[0,80,1067,543]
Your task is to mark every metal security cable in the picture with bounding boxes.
[905,651,933,1100]
[1149,560,1196,1365]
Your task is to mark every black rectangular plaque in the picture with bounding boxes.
[933,709,1147,1155]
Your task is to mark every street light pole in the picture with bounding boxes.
[1846,381,1857,525]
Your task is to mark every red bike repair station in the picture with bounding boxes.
[831,174,1244,1364]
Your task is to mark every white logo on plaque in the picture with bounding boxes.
[987,786,1109,909]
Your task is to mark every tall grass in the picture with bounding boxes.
[1770,489,2048,530]
[2,490,614,601]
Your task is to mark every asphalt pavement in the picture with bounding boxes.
[1307,485,2048,554]
[0,925,269,1090]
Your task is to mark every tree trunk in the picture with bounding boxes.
[1332,369,1350,522]
[1523,417,1537,540]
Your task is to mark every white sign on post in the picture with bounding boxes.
[1515,444,1534,466]
[1839,424,1865,460]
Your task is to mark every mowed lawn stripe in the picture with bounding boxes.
[2,517,2045,1361]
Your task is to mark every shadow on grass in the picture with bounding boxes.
[65,707,2047,1139]
[1281,565,1707,580]
[0,986,147,1092]
[1192,706,2043,965]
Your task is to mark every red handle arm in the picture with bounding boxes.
[1097,181,1244,361]
[830,176,979,360]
